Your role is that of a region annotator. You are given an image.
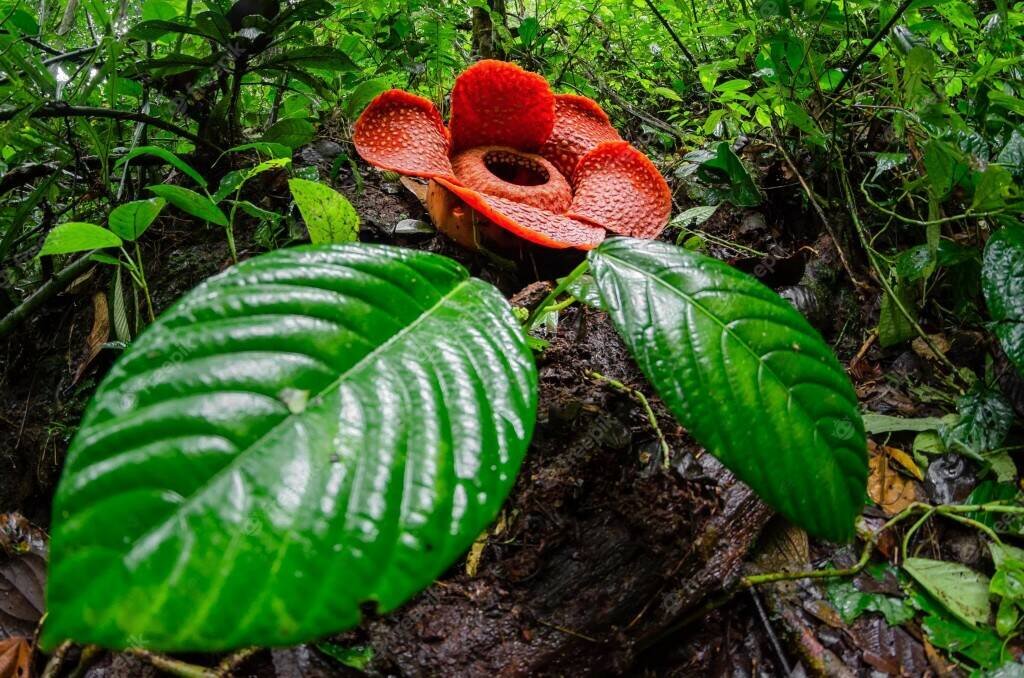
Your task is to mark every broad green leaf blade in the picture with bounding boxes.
[39,222,122,256]
[904,557,991,628]
[108,198,166,241]
[983,224,1024,374]
[260,46,357,72]
[148,185,228,226]
[588,238,866,542]
[261,118,315,150]
[115,146,208,189]
[288,178,359,244]
[44,244,537,651]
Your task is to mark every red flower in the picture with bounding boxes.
[353,60,672,250]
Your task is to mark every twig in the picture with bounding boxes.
[128,649,217,678]
[835,161,966,385]
[860,175,1007,226]
[588,370,672,469]
[0,104,218,150]
[769,130,866,291]
[0,250,98,338]
[40,641,73,678]
[833,0,915,94]
[640,0,698,68]
[215,647,259,676]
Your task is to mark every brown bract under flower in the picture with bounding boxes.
[353,60,672,250]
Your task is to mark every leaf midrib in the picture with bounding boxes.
[597,249,857,441]
[118,275,475,563]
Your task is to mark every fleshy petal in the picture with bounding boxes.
[539,94,622,179]
[353,90,456,180]
[451,146,571,213]
[434,177,605,250]
[568,141,672,239]
[449,60,555,154]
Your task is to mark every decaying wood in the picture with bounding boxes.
[362,308,772,675]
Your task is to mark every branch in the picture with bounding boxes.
[0,104,219,151]
[833,0,914,94]
[0,250,98,339]
[640,0,698,68]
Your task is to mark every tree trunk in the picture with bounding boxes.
[471,0,507,59]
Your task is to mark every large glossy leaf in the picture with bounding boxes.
[44,244,537,651]
[983,224,1024,375]
[588,238,866,541]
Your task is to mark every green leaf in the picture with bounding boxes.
[973,165,1013,211]
[261,47,357,72]
[827,579,915,626]
[654,86,682,101]
[43,244,537,651]
[587,238,867,541]
[288,178,359,244]
[670,204,720,229]
[223,142,292,159]
[127,19,213,42]
[39,223,122,256]
[108,198,166,241]
[983,224,1024,374]
[914,589,1005,668]
[878,280,917,347]
[518,16,539,47]
[115,146,208,189]
[862,413,956,434]
[904,557,991,628]
[818,68,844,91]
[941,386,1014,458]
[317,642,374,670]
[148,185,228,226]
[696,142,761,207]
[344,78,391,119]
[895,240,977,281]
[261,118,315,150]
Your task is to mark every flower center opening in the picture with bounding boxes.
[450,145,572,213]
[482,150,549,186]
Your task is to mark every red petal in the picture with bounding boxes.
[435,177,605,250]
[540,94,622,179]
[451,146,571,213]
[449,60,555,154]
[353,90,456,180]
[568,141,672,239]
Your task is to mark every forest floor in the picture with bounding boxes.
[2,133,1021,676]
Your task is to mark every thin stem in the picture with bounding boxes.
[130,243,155,322]
[832,0,915,94]
[640,0,698,68]
[588,370,672,469]
[524,259,590,330]
[860,175,1006,226]
[836,162,966,384]
[127,649,216,678]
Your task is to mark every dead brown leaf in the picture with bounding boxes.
[911,333,951,362]
[0,637,31,678]
[1,514,47,639]
[399,176,428,205]
[882,444,924,481]
[73,292,110,384]
[867,442,920,515]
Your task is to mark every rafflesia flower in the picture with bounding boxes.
[353,60,672,251]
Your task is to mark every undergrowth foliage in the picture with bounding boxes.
[0,0,1022,671]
